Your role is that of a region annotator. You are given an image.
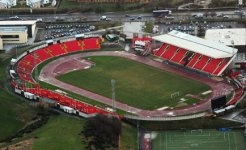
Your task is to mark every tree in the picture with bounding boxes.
[82,114,122,150]
[143,20,154,33]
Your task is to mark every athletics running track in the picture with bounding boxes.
[39,51,233,117]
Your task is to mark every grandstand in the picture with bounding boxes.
[15,36,101,83]
[10,35,109,116]
[152,30,237,76]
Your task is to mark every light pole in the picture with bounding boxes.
[231,40,235,56]
[111,79,116,112]
[15,45,17,59]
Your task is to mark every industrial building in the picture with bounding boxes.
[0,20,37,50]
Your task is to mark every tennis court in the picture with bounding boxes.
[152,129,246,150]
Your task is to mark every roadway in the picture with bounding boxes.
[0,9,244,22]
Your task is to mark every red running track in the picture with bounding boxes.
[39,51,233,117]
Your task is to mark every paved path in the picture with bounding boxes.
[39,51,233,117]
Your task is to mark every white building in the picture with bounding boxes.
[0,0,17,8]
[26,0,50,8]
[205,28,246,48]
[205,28,246,63]
[121,22,150,41]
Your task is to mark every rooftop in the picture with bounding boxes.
[0,26,27,32]
[205,28,246,46]
[0,20,37,25]
[152,30,237,59]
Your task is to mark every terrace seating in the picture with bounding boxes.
[59,43,69,54]
[170,48,187,64]
[212,58,230,75]
[83,38,101,50]
[17,71,33,83]
[202,58,224,74]
[35,48,53,61]
[161,45,178,60]
[17,60,33,72]
[48,44,67,56]
[64,40,81,52]
[181,52,194,65]
[186,53,201,68]
[15,37,102,85]
[153,43,169,57]
[13,37,111,115]
[193,55,210,70]
[154,43,233,76]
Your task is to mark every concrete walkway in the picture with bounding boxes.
[220,109,246,124]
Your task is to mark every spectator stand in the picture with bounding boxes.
[10,34,114,117]
[152,30,237,77]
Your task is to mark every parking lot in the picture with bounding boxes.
[34,16,245,42]
[37,23,96,41]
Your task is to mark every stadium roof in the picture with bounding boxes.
[205,28,246,46]
[152,30,237,59]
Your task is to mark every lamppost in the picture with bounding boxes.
[15,45,18,59]
[111,79,116,112]
[231,40,235,56]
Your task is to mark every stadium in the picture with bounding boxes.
[9,30,245,117]
[8,30,246,149]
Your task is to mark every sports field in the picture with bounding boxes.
[57,56,210,110]
[151,129,246,150]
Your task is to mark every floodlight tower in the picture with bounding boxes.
[33,53,38,82]
[231,40,235,56]
[111,79,116,112]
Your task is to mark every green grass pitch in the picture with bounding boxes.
[151,129,246,150]
[57,56,210,110]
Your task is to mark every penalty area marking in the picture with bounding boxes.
[157,106,169,110]
[202,90,212,95]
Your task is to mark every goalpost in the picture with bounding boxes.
[171,91,180,99]
[191,129,203,134]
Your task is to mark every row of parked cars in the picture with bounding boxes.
[44,23,96,40]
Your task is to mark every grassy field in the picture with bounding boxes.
[151,129,246,150]
[0,90,26,141]
[57,56,210,110]
[0,55,38,141]
[0,115,137,150]
[30,115,86,150]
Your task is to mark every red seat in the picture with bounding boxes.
[193,55,210,70]
[162,45,178,60]
[154,43,168,56]
[83,38,101,50]
[64,40,81,52]
[203,58,223,74]
[171,49,187,63]
[213,58,229,75]
[48,44,66,56]
[35,48,52,61]
[187,53,201,68]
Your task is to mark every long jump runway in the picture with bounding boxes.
[39,51,233,117]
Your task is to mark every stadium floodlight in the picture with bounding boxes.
[111,79,116,112]
[231,40,235,55]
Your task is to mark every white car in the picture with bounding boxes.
[9,16,19,20]
[36,18,42,22]
[100,16,107,20]
[223,15,229,19]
